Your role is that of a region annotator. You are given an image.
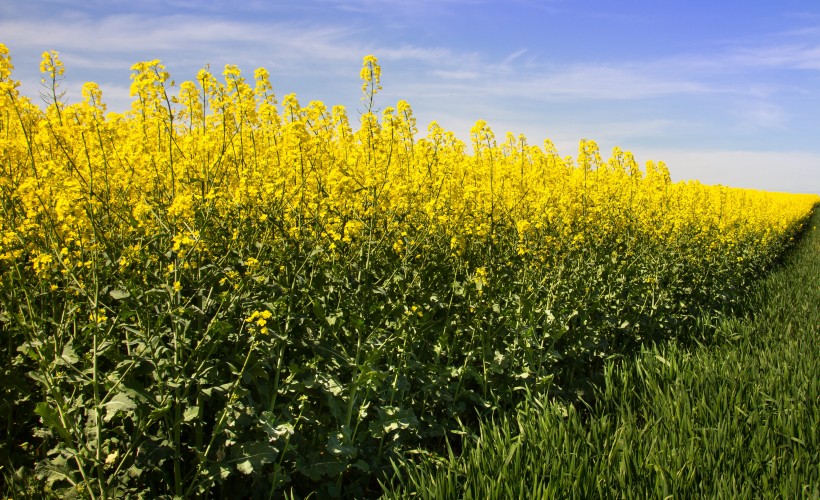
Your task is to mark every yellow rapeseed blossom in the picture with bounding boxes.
[246,310,273,334]
[0,41,816,334]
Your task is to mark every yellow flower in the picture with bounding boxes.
[360,55,382,97]
[39,50,64,79]
[89,309,108,324]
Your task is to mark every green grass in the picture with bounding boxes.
[382,209,820,499]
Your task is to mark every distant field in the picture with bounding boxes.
[1,46,817,497]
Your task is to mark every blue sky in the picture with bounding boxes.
[2,0,820,193]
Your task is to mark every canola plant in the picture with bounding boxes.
[1,46,816,497]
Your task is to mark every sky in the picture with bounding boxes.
[2,0,820,194]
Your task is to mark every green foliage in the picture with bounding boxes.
[382,209,820,499]
[3,203,816,498]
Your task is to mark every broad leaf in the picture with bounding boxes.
[34,403,71,442]
[104,392,137,422]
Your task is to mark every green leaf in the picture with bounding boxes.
[324,375,344,396]
[59,343,78,366]
[654,354,671,367]
[110,289,131,300]
[202,381,233,397]
[312,299,326,322]
[260,413,294,442]
[236,460,254,475]
[209,320,234,336]
[234,441,279,475]
[327,433,357,458]
[503,440,520,467]
[352,459,370,472]
[370,406,419,439]
[183,405,200,422]
[218,465,232,479]
[34,402,71,443]
[104,392,137,422]
[39,458,74,487]
[126,465,142,479]
[301,457,347,481]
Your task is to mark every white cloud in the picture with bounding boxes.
[521,65,711,100]
[400,62,712,102]
[0,15,360,62]
[732,100,787,130]
[5,3,800,110]
[732,43,820,70]
[376,46,458,63]
[315,0,487,15]
[431,69,480,80]
[502,49,529,66]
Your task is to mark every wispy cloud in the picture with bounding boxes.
[4,1,811,106]
[431,69,480,80]
[3,6,718,113]
[376,45,458,63]
[0,14,360,63]
[732,43,820,70]
[404,61,713,102]
[502,49,529,66]
[518,64,711,100]
[732,100,787,130]
[315,0,487,15]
